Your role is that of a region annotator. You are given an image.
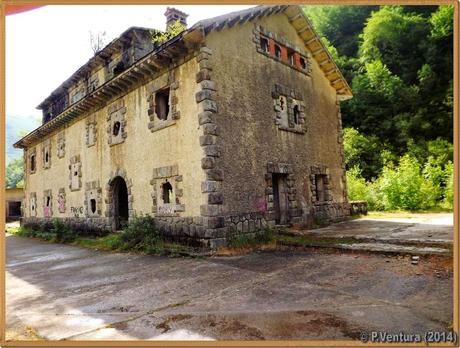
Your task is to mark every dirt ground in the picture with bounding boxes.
[6,213,454,341]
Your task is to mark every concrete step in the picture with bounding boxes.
[337,242,451,256]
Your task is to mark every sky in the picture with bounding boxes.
[5,5,253,162]
[6,5,253,118]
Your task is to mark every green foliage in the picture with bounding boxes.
[50,218,75,243]
[430,5,454,39]
[360,6,430,84]
[226,227,280,248]
[151,20,186,46]
[120,215,162,251]
[6,157,24,188]
[442,161,454,210]
[346,166,384,211]
[379,155,441,210]
[306,5,452,181]
[343,127,383,179]
[304,5,377,57]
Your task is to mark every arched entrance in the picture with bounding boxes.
[111,176,129,230]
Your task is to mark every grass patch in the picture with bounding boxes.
[226,226,286,249]
[10,215,198,257]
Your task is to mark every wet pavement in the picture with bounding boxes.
[6,223,453,341]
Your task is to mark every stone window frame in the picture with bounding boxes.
[150,164,185,216]
[86,115,98,147]
[264,162,301,223]
[272,83,306,134]
[57,188,66,214]
[106,99,127,146]
[69,155,82,191]
[310,165,333,205]
[28,147,37,174]
[57,132,66,158]
[146,70,181,132]
[43,189,53,218]
[85,180,103,217]
[254,25,312,75]
[29,192,37,217]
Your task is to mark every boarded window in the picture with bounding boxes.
[155,88,170,120]
[315,174,326,202]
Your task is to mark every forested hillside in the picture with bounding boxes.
[304,5,454,210]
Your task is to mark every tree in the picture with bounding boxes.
[150,20,186,46]
[90,30,107,54]
[360,6,430,84]
[6,157,24,188]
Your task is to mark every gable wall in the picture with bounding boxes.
[205,13,348,225]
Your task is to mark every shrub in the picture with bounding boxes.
[50,218,76,243]
[379,155,438,210]
[442,161,454,209]
[120,215,161,251]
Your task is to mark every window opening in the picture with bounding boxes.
[293,105,300,124]
[30,155,36,172]
[274,44,281,59]
[155,88,170,120]
[300,57,307,70]
[162,181,173,204]
[90,199,97,214]
[113,121,121,136]
[260,37,269,53]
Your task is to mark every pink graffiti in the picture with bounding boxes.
[44,206,51,218]
[256,198,267,212]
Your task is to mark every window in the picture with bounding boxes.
[260,37,269,53]
[155,88,170,121]
[90,199,97,214]
[45,150,49,164]
[288,49,295,66]
[300,57,307,70]
[30,155,36,172]
[293,105,300,124]
[274,44,281,59]
[279,96,285,111]
[113,61,125,75]
[315,174,326,202]
[113,121,121,136]
[161,181,173,204]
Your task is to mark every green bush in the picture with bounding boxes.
[50,218,76,243]
[379,155,438,210]
[346,166,384,210]
[120,215,161,251]
[442,161,454,209]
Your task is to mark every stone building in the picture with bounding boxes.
[15,5,353,247]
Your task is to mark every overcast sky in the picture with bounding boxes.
[6,5,253,120]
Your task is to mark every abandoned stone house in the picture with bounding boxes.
[15,5,353,247]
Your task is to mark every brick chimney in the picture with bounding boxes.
[164,7,188,30]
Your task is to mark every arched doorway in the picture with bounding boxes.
[111,176,129,230]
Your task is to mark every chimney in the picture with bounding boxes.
[164,7,188,30]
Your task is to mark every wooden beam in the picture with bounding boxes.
[288,13,302,22]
